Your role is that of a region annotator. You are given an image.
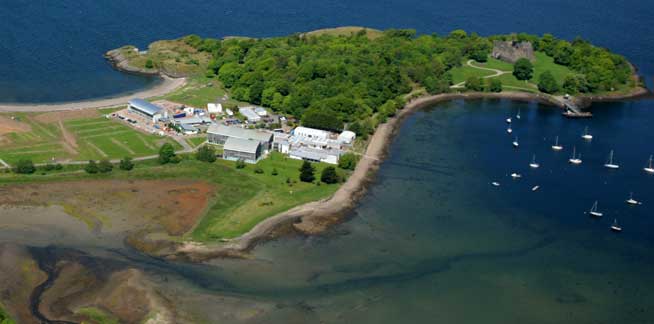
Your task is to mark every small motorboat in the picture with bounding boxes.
[512,137,519,148]
[569,146,582,165]
[589,201,603,217]
[604,150,620,169]
[644,155,654,174]
[582,126,593,140]
[511,173,522,179]
[531,185,540,192]
[551,136,563,151]
[610,219,622,232]
[626,192,640,205]
[492,182,501,187]
[529,154,540,169]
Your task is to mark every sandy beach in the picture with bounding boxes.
[0,75,186,113]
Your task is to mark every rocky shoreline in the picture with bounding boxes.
[104,48,160,77]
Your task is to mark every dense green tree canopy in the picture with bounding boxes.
[178,29,634,128]
[513,58,534,81]
[538,71,560,94]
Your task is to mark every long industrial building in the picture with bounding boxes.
[223,137,263,163]
[128,99,162,120]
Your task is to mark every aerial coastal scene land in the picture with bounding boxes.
[0,21,652,323]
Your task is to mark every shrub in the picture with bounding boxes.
[320,166,340,184]
[158,143,176,164]
[271,168,278,176]
[464,76,484,91]
[195,145,217,163]
[43,163,56,171]
[145,59,154,69]
[98,159,113,173]
[119,157,134,171]
[14,159,36,174]
[254,166,264,174]
[488,79,503,92]
[235,159,246,169]
[538,71,560,94]
[338,153,359,170]
[84,160,99,174]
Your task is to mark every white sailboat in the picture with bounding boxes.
[506,117,512,124]
[644,155,654,174]
[516,108,521,120]
[610,219,622,232]
[569,146,582,164]
[551,136,563,151]
[531,185,540,191]
[589,201,603,217]
[626,192,640,205]
[512,136,519,148]
[529,154,540,168]
[511,173,522,179]
[507,127,513,134]
[604,150,620,169]
[582,126,593,140]
[492,182,501,187]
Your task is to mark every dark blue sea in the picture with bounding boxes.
[2,1,654,323]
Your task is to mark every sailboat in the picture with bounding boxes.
[626,192,640,205]
[506,117,512,124]
[529,154,540,168]
[604,150,620,169]
[581,126,593,140]
[507,126,513,134]
[512,137,519,148]
[644,155,654,174]
[589,201,603,217]
[551,136,563,151]
[511,173,522,179]
[610,219,622,232]
[516,108,521,120]
[569,146,582,164]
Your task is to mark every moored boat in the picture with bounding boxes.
[589,201,603,217]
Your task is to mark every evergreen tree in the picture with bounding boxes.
[320,166,340,184]
[299,161,315,183]
[513,58,534,80]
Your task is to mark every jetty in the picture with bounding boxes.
[558,96,592,118]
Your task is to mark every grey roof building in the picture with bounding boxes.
[223,137,262,163]
[207,124,273,150]
[128,99,162,117]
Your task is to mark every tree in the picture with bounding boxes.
[119,157,134,171]
[538,71,560,94]
[299,161,315,183]
[301,108,343,132]
[98,159,113,173]
[254,166,264,174]
[271,168,278,176]
[84,160,99,174]
[513,58,534,81]
[158,143,176,164]
[14,159,35,174]
[320,166,340,184]
[464,76,484,91]
[338,153,359,170]
[488,79,503,92]
[235,159,246,169]
[195,145,217,163]
[145,59,154,69]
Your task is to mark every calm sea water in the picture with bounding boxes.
[3,1,654,323]
[1,0,654,102]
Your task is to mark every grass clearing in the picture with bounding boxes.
[0,113,181,165]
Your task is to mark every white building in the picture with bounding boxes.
[273,133,291,154]
[289,147,340,165]
[254,107,268,116]
[239,107,261,123]
[293,127,330,141]
[338,130,356,144]
[226,109,234,117]
[207,103,223,114]
[127,98,162,122]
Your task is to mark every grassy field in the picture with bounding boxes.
[302,26,383,40]
[118,38,212,76]
[0,112,181,165]
[450,52,574,92]
[0,152,341,241]
[160,75,243,108]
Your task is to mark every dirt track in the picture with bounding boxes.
[0,76,186,113]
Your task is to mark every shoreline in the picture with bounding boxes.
[0,75,186,113]
[161,89,652,262]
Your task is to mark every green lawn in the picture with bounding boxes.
[161,75,241,108]
[0,114,180,165]
[186,136,207,148]
[449,64,495,84]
